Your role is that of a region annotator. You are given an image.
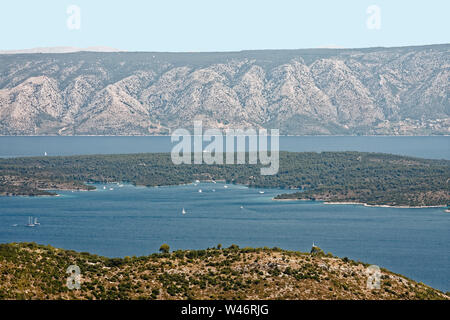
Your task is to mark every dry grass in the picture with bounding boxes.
[0,243,448,300]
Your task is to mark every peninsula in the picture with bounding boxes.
[0,151,448,207]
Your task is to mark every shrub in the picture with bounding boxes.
[310,246,325,257]
[159,244,170,254]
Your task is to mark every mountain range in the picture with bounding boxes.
[0,44,448,135]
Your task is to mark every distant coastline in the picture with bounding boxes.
[272,198,447,209]
[324,201,447,209]
[1,151,448,208]
[1,134,449,137]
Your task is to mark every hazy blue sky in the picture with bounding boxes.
[1,0,448,51]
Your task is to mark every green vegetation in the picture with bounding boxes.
[0,242,447,300]
[159,244,170,254]
[0,151,448,207]
[310,245,325,257]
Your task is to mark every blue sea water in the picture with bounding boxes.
[0,182,448,292]
[0,136,449,159]
[0,136,449,291]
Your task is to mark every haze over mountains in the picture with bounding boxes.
[0,47,123,54]
[0,44,448,135]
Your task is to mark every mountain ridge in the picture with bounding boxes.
[0,44,448,135]
[0,46,123,54]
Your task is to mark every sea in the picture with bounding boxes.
[0,136,448,291]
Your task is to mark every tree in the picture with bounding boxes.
[310,245,325,257]
[159,244,170,254]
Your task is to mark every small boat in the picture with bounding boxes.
[34,217,40,225]
[259,191,265,194]
[109,187,114,191]
[182,208,186,215]
[224,185,228,189]
[44,152,48,156]
[12,224,18,227]
[195,180,200,183]
[212,189,216,192]
[198,189,202,193]
[103,186,106,190]
[240,206,244,209]
[26,216,35,227]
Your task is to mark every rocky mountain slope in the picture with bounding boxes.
[0,44,448,135]
[1,243,448,300]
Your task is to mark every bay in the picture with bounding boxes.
[0,182,448,292]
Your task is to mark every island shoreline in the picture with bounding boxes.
[272,198,448,209]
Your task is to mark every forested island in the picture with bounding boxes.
[0,151,448,207]
[0,242,448,300]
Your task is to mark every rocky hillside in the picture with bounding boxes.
[0,44,448,135]
[0,243,448,300]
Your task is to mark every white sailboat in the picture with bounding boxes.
[44,152,47,156]
[34,217,40,225]
[182,208,186,215]
[26,216,35,227]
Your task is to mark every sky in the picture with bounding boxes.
[0,0,448,52]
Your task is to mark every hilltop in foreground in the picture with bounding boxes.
[0,243,448,300]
